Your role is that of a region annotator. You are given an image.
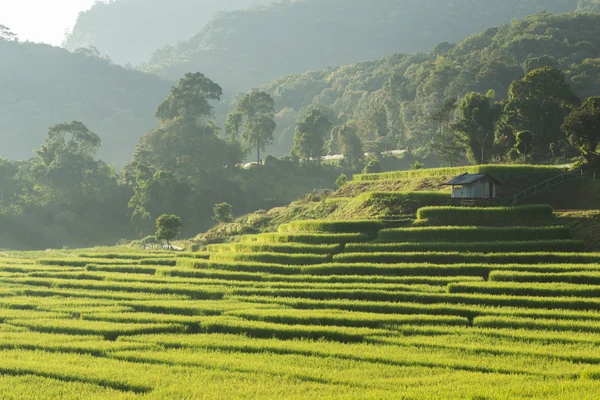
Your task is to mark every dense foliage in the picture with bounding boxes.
[0,37,170,164]
[0,72,341,250]
[258,12,600,161]
[142,0,581,92]
[63,0,271,66]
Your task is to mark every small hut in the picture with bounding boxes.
[442,173,502,199]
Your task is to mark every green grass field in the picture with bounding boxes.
[4,204,600,398]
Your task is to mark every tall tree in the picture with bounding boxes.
[155,72,223,123]
[226,91,276,164]
[450,93,503,165]
[338,121,363,170]
[130,73,239,235]
[513,130,534,163]
[291,107,332,160]
[562,96,600,165]
[505,67,580,160]
[33,121,106,207]
[133,73,238,179]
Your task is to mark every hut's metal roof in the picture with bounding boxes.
[442,173,503,186]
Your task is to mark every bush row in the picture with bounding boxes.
[208,243,342,255]
[473,316,600,334]
[241,295,600,323]
[416,205,555,224]
[333,252,600,265]
[226,309,469,329]
[345,240,585,254]
[161,267,483,286]
[210,252,332,266]
[278,220,384,235]
[8,318,187,341]
[353,165,562,182]
[358,191,451,207]
[37,258,175,267]
[85,264,158,275]
[78,253,171,260]
[197,317,375,343]
[195,260,600,278]
[448,282,600,298]
[377,226,571,243]
[5,276,225,300]
[241,233,371,245]
[233,288,600,311]
[489,271,600,285]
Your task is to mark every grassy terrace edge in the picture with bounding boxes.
[353,165,567,181]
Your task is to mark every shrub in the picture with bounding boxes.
[156,214,182,247]
[335,173,348,188]
[213,203,234,223]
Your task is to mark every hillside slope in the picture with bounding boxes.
[255,11,600,157]
[0,39,170,164]
[196,165,570,244]
[63,0,272,66]
[141,0,580,92]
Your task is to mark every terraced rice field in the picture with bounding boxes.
[3,207,600,398]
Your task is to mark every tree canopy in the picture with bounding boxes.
[562,96,600,164]
[256,12,600,160]
[226,91,277,164]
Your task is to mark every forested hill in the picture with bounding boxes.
[63,0,272,66]
[0,39,170,163]
[141,0,581,92]
[257,11,600,157]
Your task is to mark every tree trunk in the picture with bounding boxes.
[257,137,261,164]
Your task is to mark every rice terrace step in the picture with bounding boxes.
[2,201,600,398]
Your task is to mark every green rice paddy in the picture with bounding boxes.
[2,206,600,398]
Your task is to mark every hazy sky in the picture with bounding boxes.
[0,0,97,45]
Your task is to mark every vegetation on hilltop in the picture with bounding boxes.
[0,73,343,250]
[63,0,271,66]
[142,0,580,92]
[0,36,171,164]
[258,12,600,160]
[196,166,571,244]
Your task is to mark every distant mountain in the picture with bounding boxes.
[63,0,272,66]
[0,39,170,164]
[141,0,581,93]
